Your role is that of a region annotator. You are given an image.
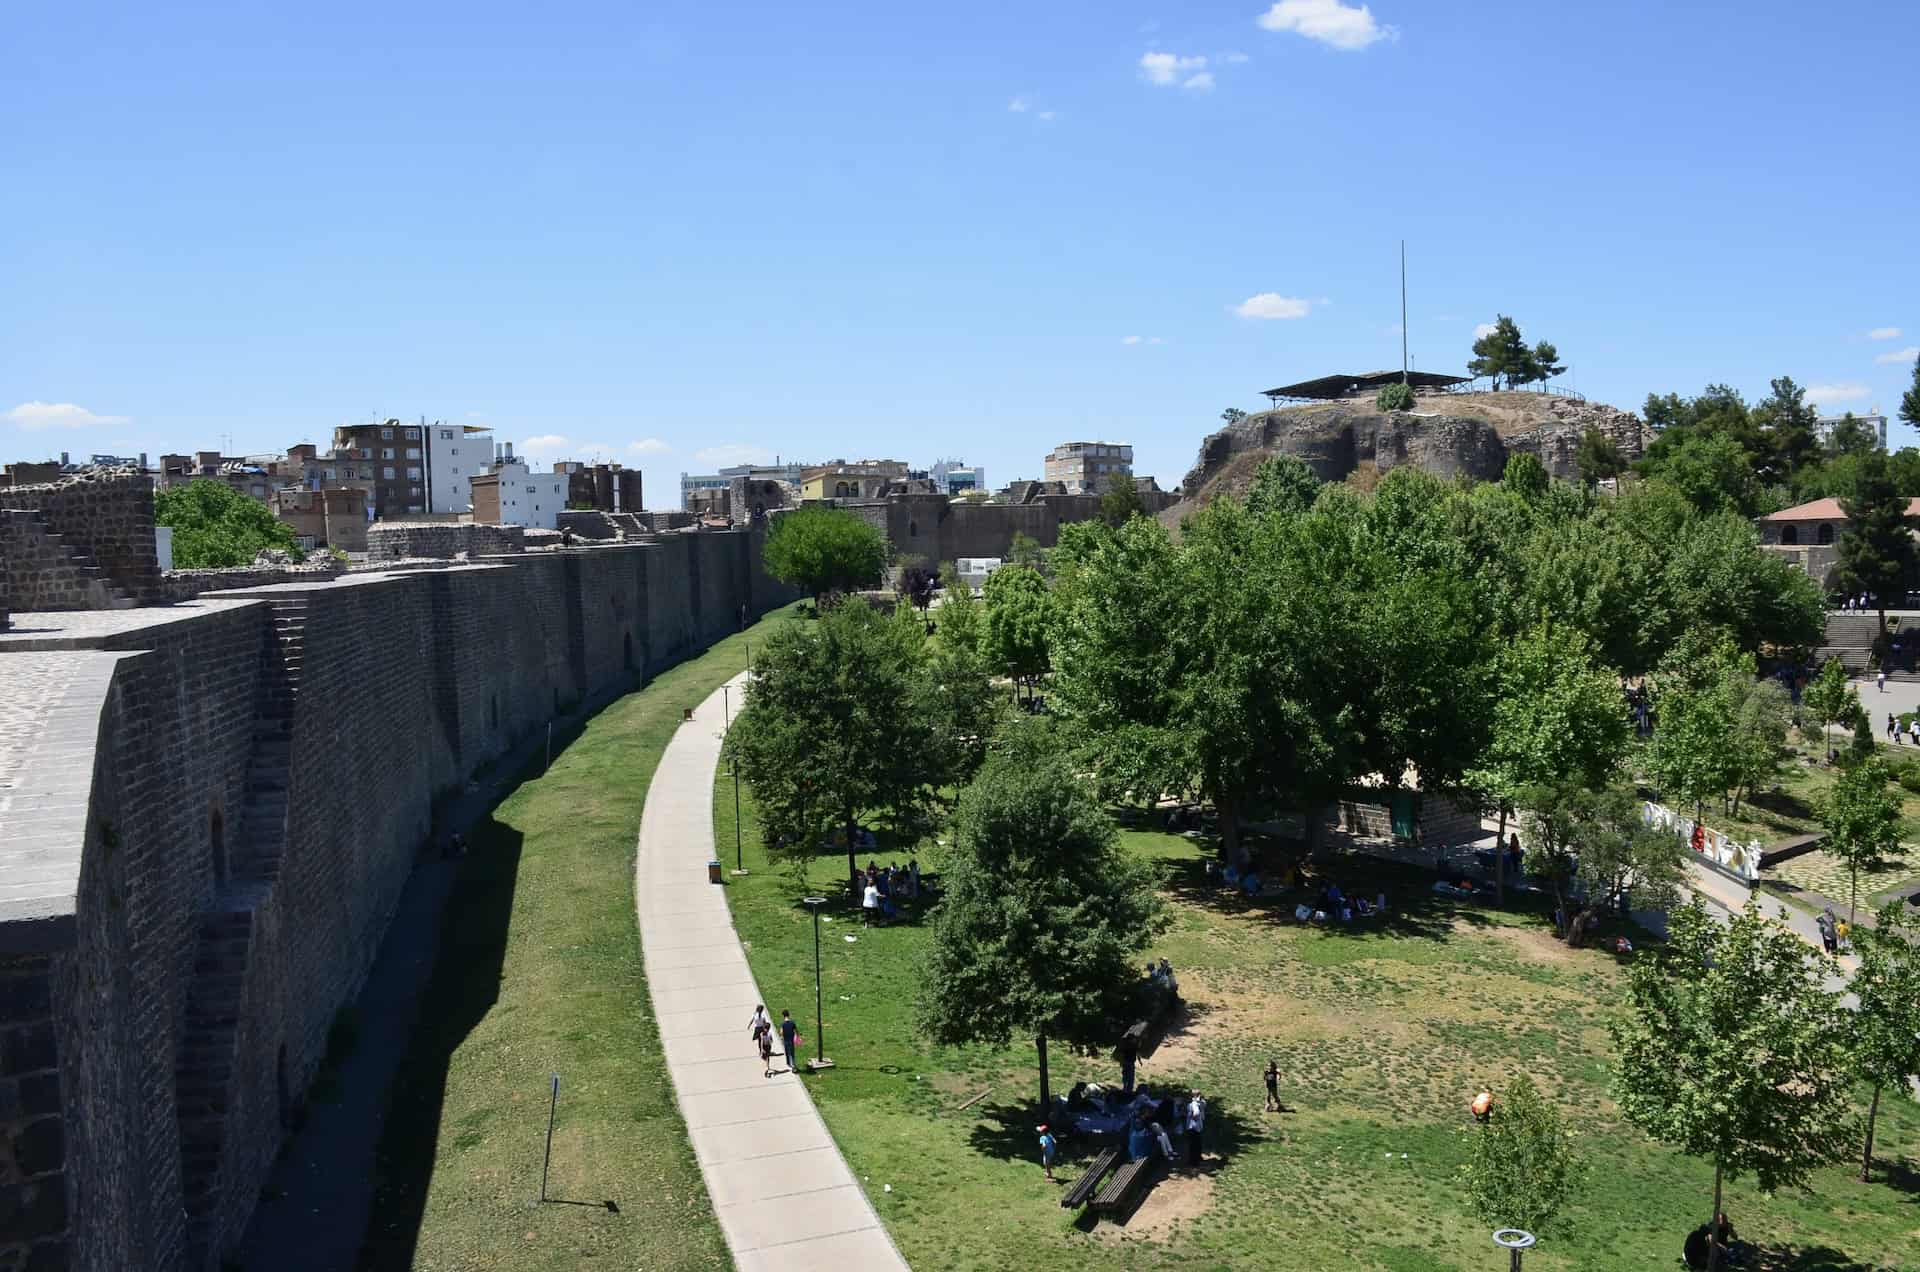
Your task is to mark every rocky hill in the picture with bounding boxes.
[1173,391,1647,511]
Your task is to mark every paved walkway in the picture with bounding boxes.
[635,676,907,1272]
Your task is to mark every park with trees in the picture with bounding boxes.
[712,431,1920,1269]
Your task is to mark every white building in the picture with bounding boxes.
[954,557,1003,591]
[483,456,568,529]
[425,423,495,513]
[1816,411,1888,451]
[929,459,986,496]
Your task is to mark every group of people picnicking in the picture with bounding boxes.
[859,857,920,925]
[1041,1084,1210,1181]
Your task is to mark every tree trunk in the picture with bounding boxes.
[846,808,860,898]
[1707,1160,1724,1272]
[1218,796,1240,868]
[1849,867,1858,926]
[1862,1083,1882,1182]
[1494,805,1508,908]
[1036,1033,1052,1120]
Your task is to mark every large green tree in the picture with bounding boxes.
[1469,316,1563,389]
[934,563,985,653]
[1611,901,1853,1270]
[1818,756,1903,923]
[914,729,1168,1113]
[1521,784,1685,945]
[1467,625,1630,904]
[725,602,967,891]
[1099,474,1146,527]
[1837,450,1916,633]
[1848,901,1920,1182]
[982,563,1052,702]
[1752,375,1822,481]
[761,505,889,607]
[155,479,305,568]
[1643,631,1743,819]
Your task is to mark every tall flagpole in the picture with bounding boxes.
[1400,240,1409,384]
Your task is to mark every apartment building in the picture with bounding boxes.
[1043,441,1132,494]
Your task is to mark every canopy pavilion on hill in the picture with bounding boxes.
[1260,369,1470,407]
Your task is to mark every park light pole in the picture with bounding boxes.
[730,756,746,875]
[1493,1229,1534,1271]
[801,895,833,1070]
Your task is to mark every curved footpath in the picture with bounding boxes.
[635,675,909,1272]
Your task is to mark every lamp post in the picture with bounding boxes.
[801,895,833,1070]
[722,683,730,731]
[730,756,747,875]
[1493,1229,1535,1271]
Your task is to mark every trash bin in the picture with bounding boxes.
[708,860,723,884]
[683,707,695,722]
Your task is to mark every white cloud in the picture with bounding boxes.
[1122,335,1143,345]
[1806,382,1871,405]
[1038,110,1057,121]
[4,401,131,430]
[1140,51,1207,86]
[1473,322,1497,339]
[1121,335,1168,346]
[1874,346,1920,365]
[1008,96,1030,113]
[694,443,776,467]
[1182,71,1215,91]
[1233,293,1315,320]
[628,438,671,455]
[1222,50,1251,63]
[1256,0,1396,51]
[1868,326,1902,340]
[517,433,571,460]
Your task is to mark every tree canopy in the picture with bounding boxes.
[1468,315,1566,390]
[155,479,305,568]
[982,563,1053,701]
[1847,901,1920,1182]
[1463,1075,1584,1236]
[760,505,889,605]
[1612,901,1852,1249]
[1837,451,1915,629]
[1818,756,1903,923]
[1099,474,1147,527]
[914,728,1167,1111]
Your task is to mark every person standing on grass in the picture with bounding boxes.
[779,1009,799,1074]
[1038,1125,1057,1181]
[1263,1059,1280,1111]
[862,878,881,926]
[1184,1090,1206,1167]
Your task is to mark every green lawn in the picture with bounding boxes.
[719,775,1920,1272]
[355,608,798,1271]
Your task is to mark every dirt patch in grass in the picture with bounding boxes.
[1480,921,1581,967]
[1092,1169,1215,1243]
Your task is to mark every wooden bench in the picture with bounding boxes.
[1088,1155,1157,1216]
[1059,1146,1120,1209]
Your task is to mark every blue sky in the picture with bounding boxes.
[5,0,1918,503]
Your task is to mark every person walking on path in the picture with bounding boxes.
[1817,908,1838,955]
[779,1009,799,1074]
[1184,1091,1206,1167]
[1263,1059,1281,1111]
[1878,667,1888,693]
[757,1019,775,1077]
[748,1005,771,1056]
[1038,1125,1057,1182]
[1891,713,1901,744]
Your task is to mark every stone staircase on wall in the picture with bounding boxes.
[174,599,306,1264]
[1816,611,1920,680]
[0,509,137,611]
[607,512,651,539]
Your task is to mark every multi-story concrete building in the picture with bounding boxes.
[1816,411,1889,451]
[929,459,986,495]
[424,422,495,514]
[556,461,642,514]
[800,459,909,501]
[270,486,369,552]
[470,452,568,528]
[330,419,426,519]
[1043,441,1132,494]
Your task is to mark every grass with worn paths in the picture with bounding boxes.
[356,607,798,1271]
[719,772,1920,1272]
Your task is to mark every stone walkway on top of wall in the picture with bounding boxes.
[634,676,908,1272]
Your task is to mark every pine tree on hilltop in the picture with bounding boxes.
[1469,316,1531,390]
[1837,450,1915,634]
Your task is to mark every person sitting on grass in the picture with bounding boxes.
[1127,1113,1156,1163]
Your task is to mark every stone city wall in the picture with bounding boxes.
[0,472,162,605]
[364,522,526,561]
[0,528,797,1270]
[157,558,347,604]
[0,511,131,611]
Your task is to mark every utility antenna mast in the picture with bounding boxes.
[1400,240,1409,384]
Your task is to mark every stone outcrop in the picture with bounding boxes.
[1179,392,1647,504]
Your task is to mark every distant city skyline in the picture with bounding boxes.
[4,1,1917,506]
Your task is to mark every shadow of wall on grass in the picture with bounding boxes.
[354,810,526,1270]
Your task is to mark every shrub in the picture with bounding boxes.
[1900,768,1920,796]
[1375,381,1416,412]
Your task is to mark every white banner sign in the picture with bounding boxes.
[1642,801,1761,882]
